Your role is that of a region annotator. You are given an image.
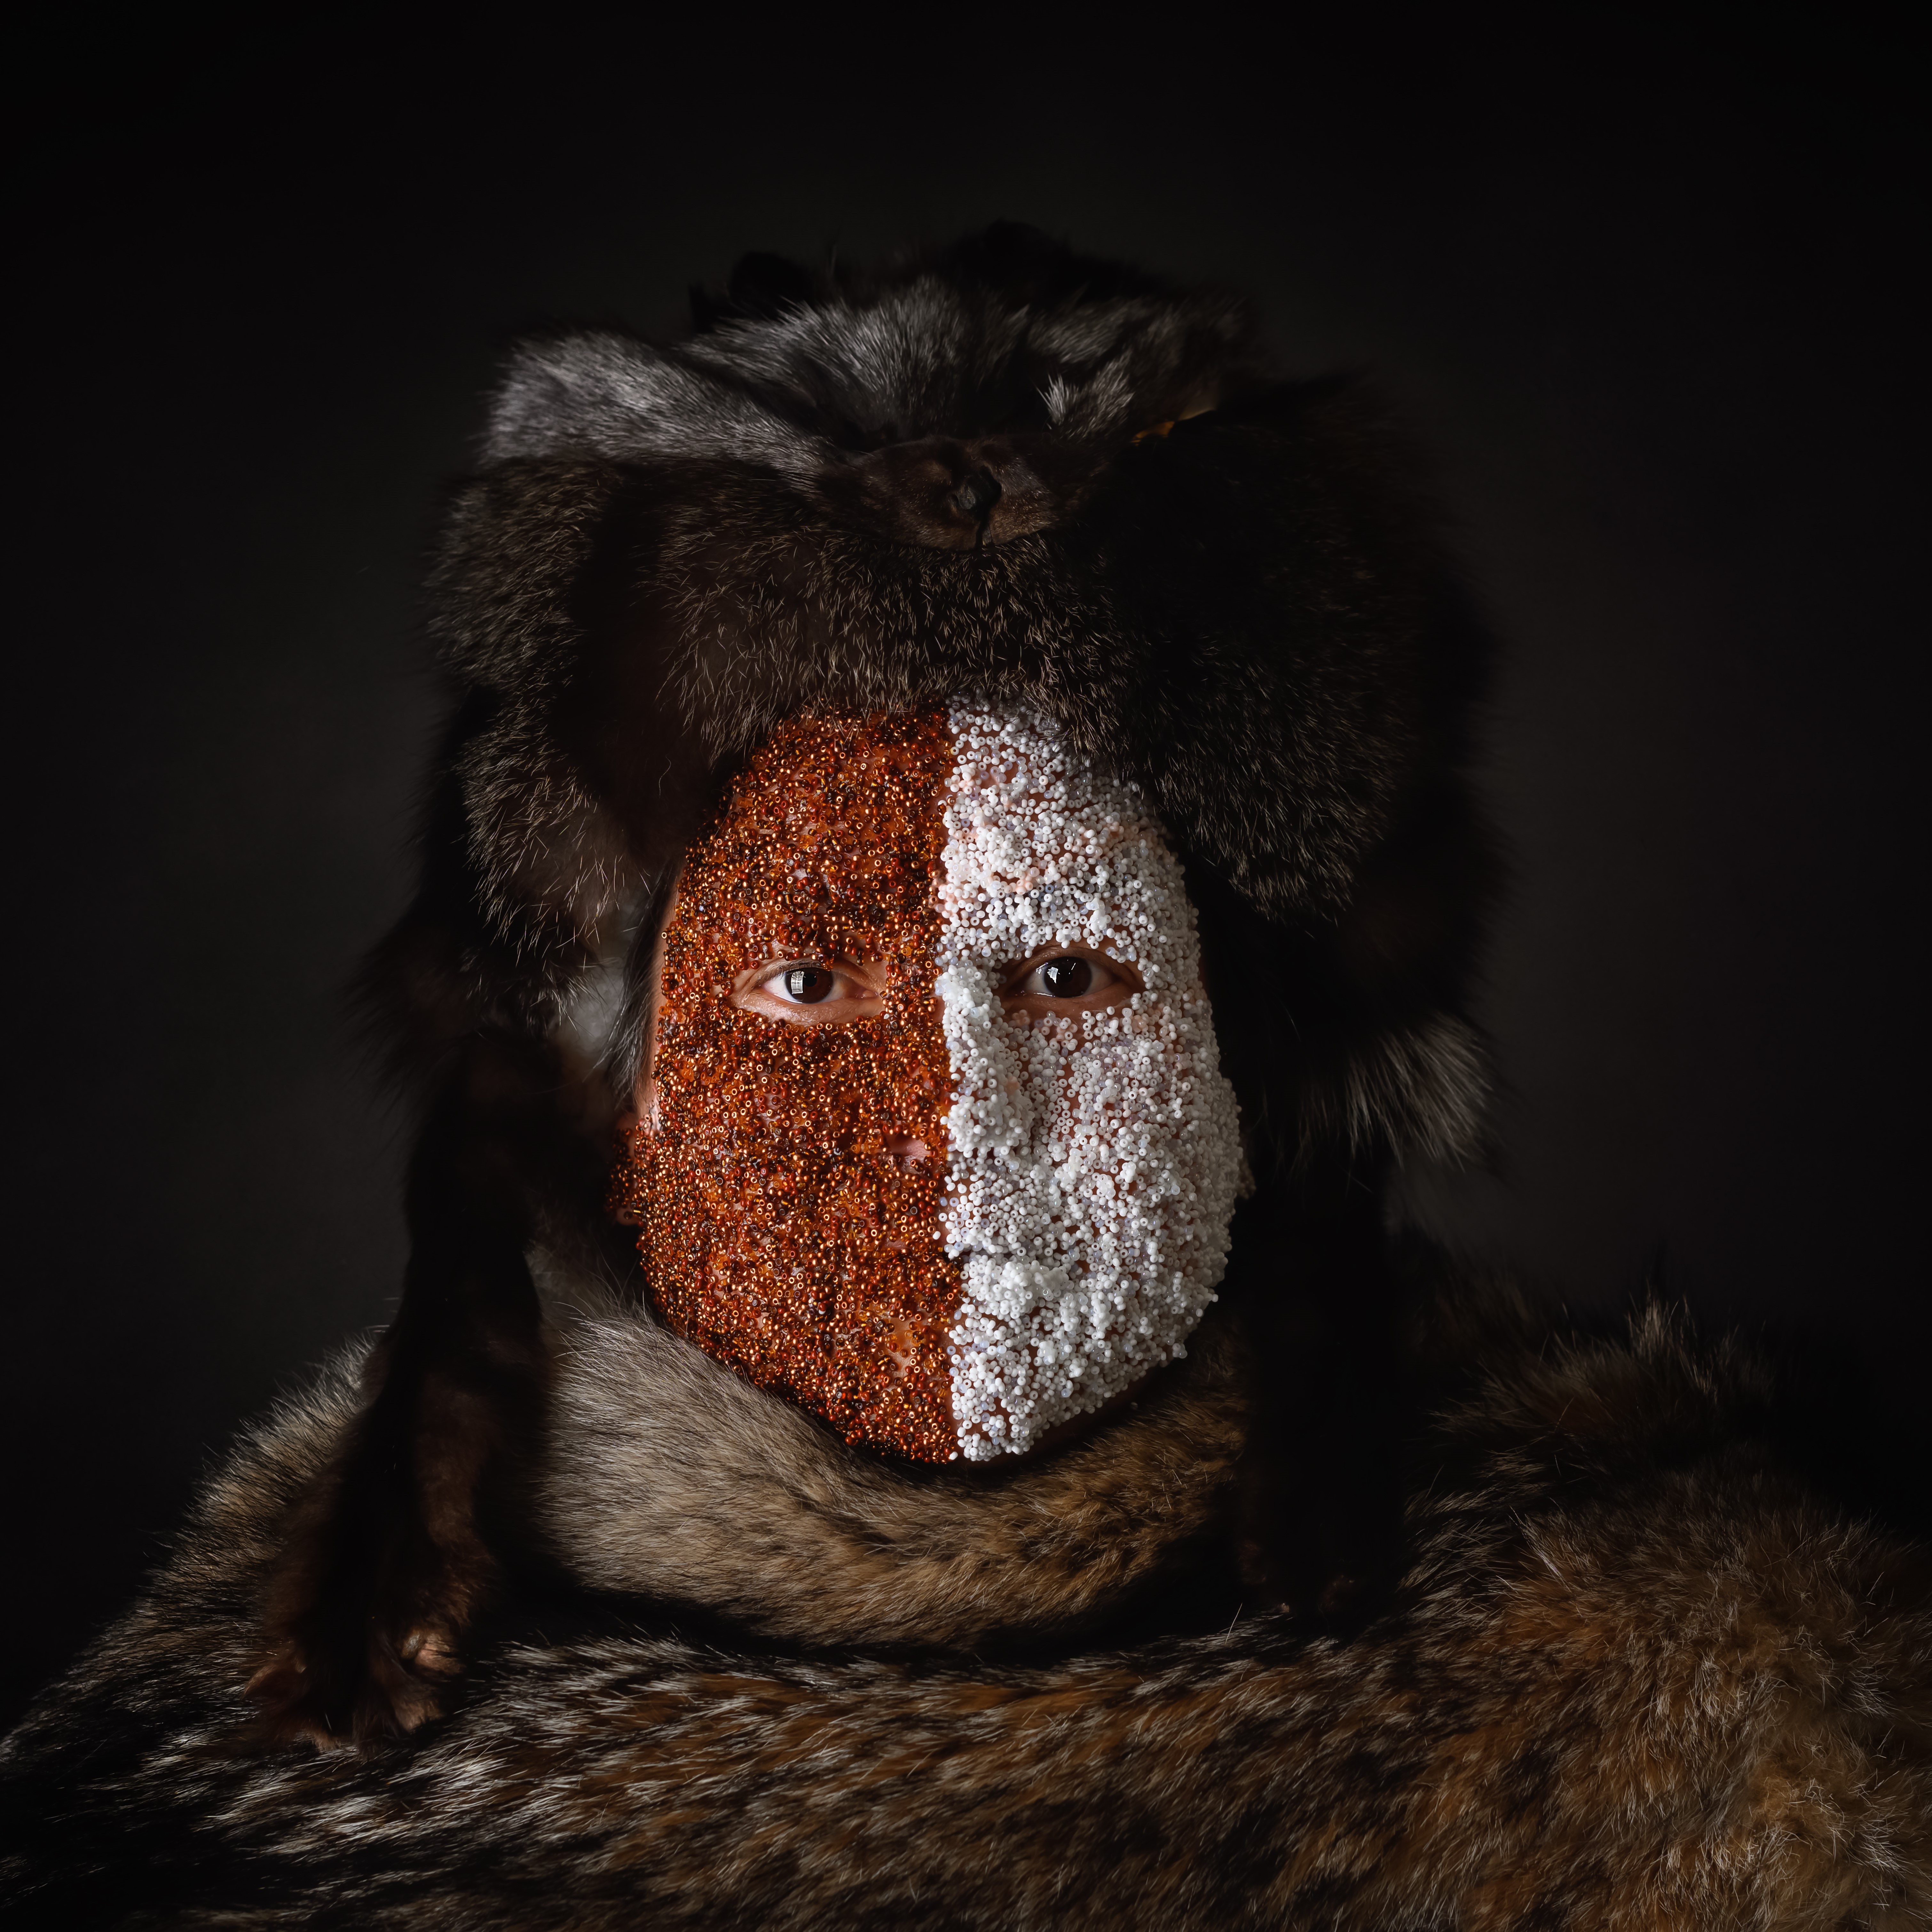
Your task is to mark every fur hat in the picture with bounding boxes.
[376,222,1494,1186]
[261,223,1500,1743]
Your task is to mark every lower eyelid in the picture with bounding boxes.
[757,978,881,1007]
[1017,957,1131,997]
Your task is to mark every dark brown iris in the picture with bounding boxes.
[783,966,836,1002]
[1041,956,1092,998]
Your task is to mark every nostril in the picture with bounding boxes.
[950,466,1002,522]
[885,1135,931,1170]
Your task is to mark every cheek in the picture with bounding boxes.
[623,978,968,1463]
[1043,994,1203,1226]
[938,972,1242,1459]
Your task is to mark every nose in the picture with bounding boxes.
[835,436,1066,549]
[950,465,1002,526]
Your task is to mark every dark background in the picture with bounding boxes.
[7,14,1921,1728]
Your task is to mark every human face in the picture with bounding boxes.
[611,703,1244,1463]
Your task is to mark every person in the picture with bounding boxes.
[4,227,1927,1928]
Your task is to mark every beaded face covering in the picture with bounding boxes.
[611,703,1244,1463]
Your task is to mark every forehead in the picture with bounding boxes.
[675,709,954,965]
[939,706,1187,986]
[672,705,1190,982]
[688,704,1172,939]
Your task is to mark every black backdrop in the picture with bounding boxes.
[7,15,1921,1728]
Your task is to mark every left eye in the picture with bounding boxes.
[1029,956,1092,999]
[1009,952,1132,1005]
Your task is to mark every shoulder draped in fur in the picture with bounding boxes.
[4,1248,1928,1927]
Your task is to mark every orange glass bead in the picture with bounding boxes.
[610,710,966,1461]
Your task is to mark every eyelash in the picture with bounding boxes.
[740,951,1137,1016]
[1004,952,1134,1004]
[757,961,871,1007]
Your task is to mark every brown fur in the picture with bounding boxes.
[531,1257,1252,1649]
[4,1262,1928,1927]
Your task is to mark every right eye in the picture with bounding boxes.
[731,958,885,1024]
[781,966,838,1004]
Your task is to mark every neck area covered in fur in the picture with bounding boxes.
[529,1245,1251,1651]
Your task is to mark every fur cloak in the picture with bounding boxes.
[3,227,1927,1926]
[4,1248,1928,1927]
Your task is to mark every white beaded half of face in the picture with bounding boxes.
[936,703,1246,1458]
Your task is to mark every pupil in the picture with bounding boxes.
[784,967,834,1003]
[1041,956,1092,999]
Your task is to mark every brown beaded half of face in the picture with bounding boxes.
[610,710,965,1462]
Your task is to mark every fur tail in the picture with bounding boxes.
[248,1049,557,1748]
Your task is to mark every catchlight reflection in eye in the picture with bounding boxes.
[1034,957,1091,999]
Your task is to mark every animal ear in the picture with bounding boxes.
[690,250,820,331]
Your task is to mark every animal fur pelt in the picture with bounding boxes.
[3,1243,1928,1928]
[238,224,1502,1744]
